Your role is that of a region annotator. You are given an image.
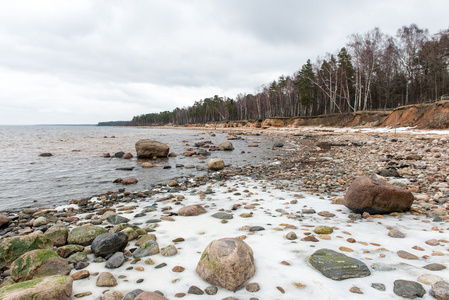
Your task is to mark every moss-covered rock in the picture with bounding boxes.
[44,225,69,246]
[10,249,71,282]
[67,251,88,263]
[55,244,84,258]
[309,248,371,280]
[0,234,53,269]
[67,225,107,246]
[0,275,73,300]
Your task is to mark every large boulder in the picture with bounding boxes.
[343,175,414,214]
[67,225,108,246]
[309,248,371,280]
[196,237,255,291]
[91,232,128,258]
[178,204,207,216]
[135,140,169,159]
[10,249,71,282]
[0,234,53,269]
[0,275,73,300]
[44,225,69,247]
[208,158,225,171]
[217,141,234,151]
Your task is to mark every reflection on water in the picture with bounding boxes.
[0,126,277,211]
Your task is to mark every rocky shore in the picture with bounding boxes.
[0,127,448,299]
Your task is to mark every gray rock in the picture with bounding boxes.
[188,285,204,295]
[249,226,265,232]
[91,232,128,258]
[393,280,426,298]
[388,229,406,238]
[430,281,449,300]
[105,252,126,269]
[218,141,234,151]
[133,240,160,258]
[211,212,233,219]
[309,249,371,280]
[423,263,447,271]
[106,215,130,225]
[123,289,144,300]
[371,283,386,291]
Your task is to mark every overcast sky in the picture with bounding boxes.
[0,0,448,125]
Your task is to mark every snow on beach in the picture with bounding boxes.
[68,176,448,299]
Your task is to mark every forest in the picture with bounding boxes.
[127,24,449,126]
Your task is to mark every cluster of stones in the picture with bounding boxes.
[1,128,449,299]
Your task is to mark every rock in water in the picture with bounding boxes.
[178,204,207,216]
[217,141,234,151]
[196,237,255,291]
[10,249,71,282]
[91,232,128,258]
[208,158,225,171]
[135,140,169,158]
[0,275,73,300]
[343,175,414,214]
[0,234,53,268]
[308,248,371,280]
[393,280,426,298]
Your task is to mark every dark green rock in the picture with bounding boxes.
[0,234,53,268]
[309,248,371,280]
[106,215,130,225]
[393,280,426,298]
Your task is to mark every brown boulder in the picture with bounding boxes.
[178,204,207,216]
[122,178,138,185]
[196,237,255,291]
[135,140,169,158]
[122,153,133,159]
[343,176,414,214]
[0,213,10,228]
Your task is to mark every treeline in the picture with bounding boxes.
[129,24,449,126]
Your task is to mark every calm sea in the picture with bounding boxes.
[0,126,276,211]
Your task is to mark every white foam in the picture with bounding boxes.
[71,177,448,299]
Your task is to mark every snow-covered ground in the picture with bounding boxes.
[69,177,448,299]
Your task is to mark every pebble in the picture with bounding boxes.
[246,282,260,292]
[388,229,406,238]
[397,250,419,260]
[371,283,386,291]
[188,285,204,295]
[205,285,218,295]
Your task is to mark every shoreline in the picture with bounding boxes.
[0,126,448,299]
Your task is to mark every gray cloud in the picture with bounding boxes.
[0,0,448,124]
